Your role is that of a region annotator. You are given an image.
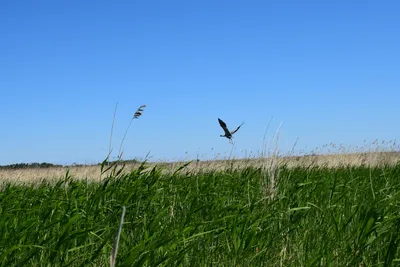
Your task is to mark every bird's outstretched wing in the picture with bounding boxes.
[230,123,244,135]
[218,118,231,136]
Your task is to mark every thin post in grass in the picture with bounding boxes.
[110,206,126,267]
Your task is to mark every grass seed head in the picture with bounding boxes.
[133,104,146,119]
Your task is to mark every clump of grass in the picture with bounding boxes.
[261,120,283,202]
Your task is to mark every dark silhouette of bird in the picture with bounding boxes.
[218,118,244,139]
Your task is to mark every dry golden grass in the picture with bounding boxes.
[0,165,101,184]
[1,151,399,184]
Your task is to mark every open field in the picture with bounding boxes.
[0,153,400,266]
[1,151,400,184]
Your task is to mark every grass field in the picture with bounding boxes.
[1,156,400,266]
[1,151,400,184]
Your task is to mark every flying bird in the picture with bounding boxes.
[218,118,244,140]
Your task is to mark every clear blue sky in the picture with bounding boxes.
[1,1,399,165]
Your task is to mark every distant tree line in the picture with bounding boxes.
[97,159,141,166]
[0,162,62,170]
[0,158,143,170]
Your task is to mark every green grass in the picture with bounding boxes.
[1,162,400,266]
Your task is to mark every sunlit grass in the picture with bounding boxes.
[2,151,400,184]
[1,161,400,266]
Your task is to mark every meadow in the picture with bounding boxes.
[1,154,400,266]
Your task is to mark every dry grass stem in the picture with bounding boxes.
[110,206,126,267]
[117,104,147,158]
